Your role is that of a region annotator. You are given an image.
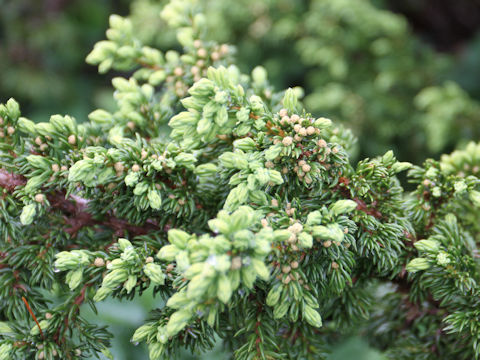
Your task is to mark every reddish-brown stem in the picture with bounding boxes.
[21,296,44,339]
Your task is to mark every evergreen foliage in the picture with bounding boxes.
[1,1,480,359]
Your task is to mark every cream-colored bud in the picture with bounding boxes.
[290,114,300,122]
[302,164,311,172]
[331,262,339,269]
[220,44,229,55]
[7,126,15,135]
[114,162,124,172]
[193,39,202,48]
[265,161,274,168]
[279,108,288,117]
[68,135,76,145]
[317,139,327,148]
[293,135,302,142]
[211,52,220,61]
[51,164,60,172]
[306,126,315,135]
[131,164,141,172]
[127,121,135,130]
[282,265,291,274]
[35,137,43,145]
[231,256,242,270]
[145,256,154,263]
[197,48,207,58]
[61,165,68,171]
[323,240,332,248]
[94,257,105,267]
[282,136,293,146]
[291,261,299,269]
[34,194,45,203]
[45,312,53,320]
[298,160,306,166]
[298,128,307,136]
[271,199,278,207]
[173,67,183,77]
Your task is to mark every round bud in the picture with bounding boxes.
[145,256,154,263]
[291,261,299,269]
[75,349,82,356]
[271,199,278,207]
[279,109,288,117]
[61,165,68,171]
[282,265,291,274]
[211,52,220,61]
[293,124,301,133]
[265,161,274,169]
[197,48,207,58]
[0,131,4,138]
[36,137,43,145]
[220,44,229,55]
[290,114,300,122]
[51,164,60,172]
[293,135,303,142]
[306,126,315,135]
[298,128,307,136]
[331,262,339,269]
[302,164,311,172]
[127,121,135,130]
[131,164,141,172]
[231,256,242,270]
[38,351,45,359]
[282,136,293,146]
[45,312,53,320]
[191,66,199,75]
[40,144,48,151]
[35,194,45,203]
[173,67,183,77]
[94,257,105,267]
[193,39,202,48]
[323,240,332,248]
[114,162,124,172]
[282,275,291,285]
[7,126,15,135]
[178,198,186,205]
[141,150,148,159]
[317,139,327,148]
[68,135,76,145]
[298,160,306,166]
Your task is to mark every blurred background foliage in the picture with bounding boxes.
[2,0,480,358]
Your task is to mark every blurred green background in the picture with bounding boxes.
[2,0,480,358]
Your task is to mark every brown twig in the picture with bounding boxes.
[22,296,45,339]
